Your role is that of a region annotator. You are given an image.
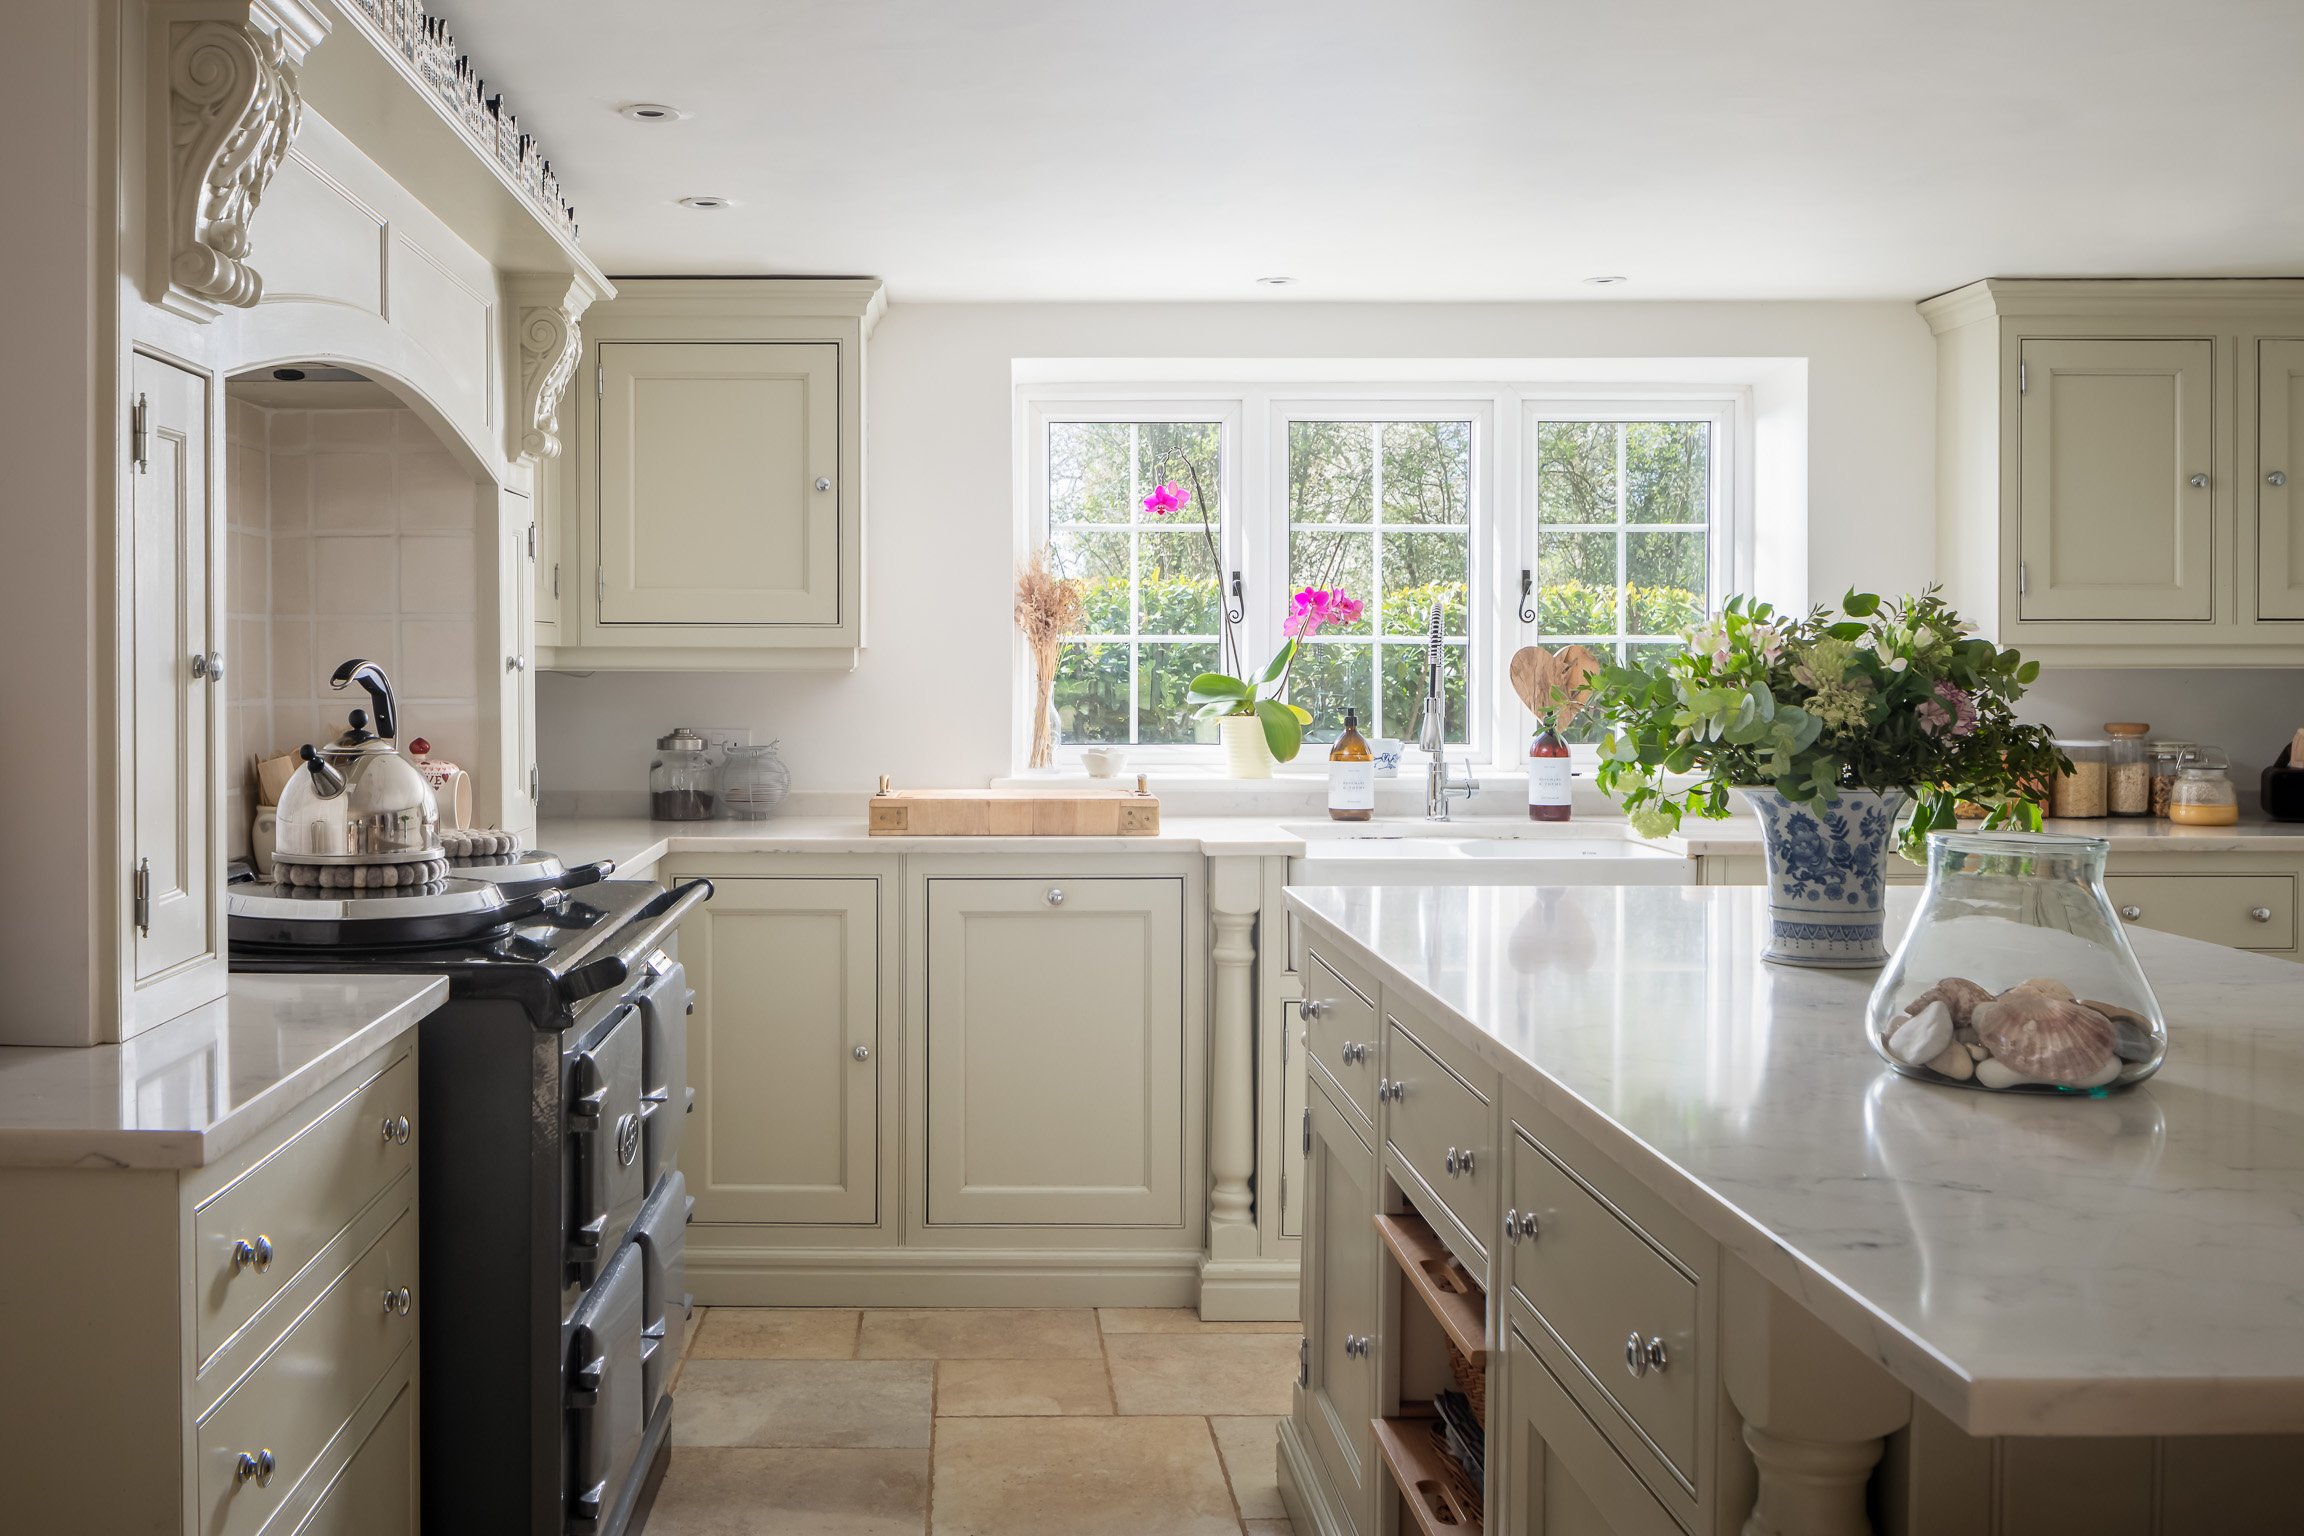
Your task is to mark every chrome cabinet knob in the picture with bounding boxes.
[852,1043,871,1061]
[231,1235,273,1274]
[1044,888,1065,907]
[2251,906,2274,923]
[2119,904,2143,921]
[2190,473,2210,489]
[189,652,224,681]
[1343,1333,1372,1358]
[1378,1078,1403,1102]
[1505,1208,1539,1243]
[1444,1147,1462,1176]
[506,654,528,672]
[1624,1332,1668,1378]
[2269,471,2289,487]
[234,1448,277,1487]
[381,1114,411,1145]
[381,1285,412,1316]
[1299,998,1325,1020]
[815,477,832,492]
[1338,1041,1369,1066]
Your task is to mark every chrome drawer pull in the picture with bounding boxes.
[1443,1147,1475,1177]
[1624,1332,1668,1378]
[381,1114,411,1145]
[2251,906,2274,923]
[1504,1208,1539,1243]
[381,1285,412,1317]
[2119,905,2143,921]
[1044,887,1065,907]
[233,1448,277,1487]
[1300,998,1325,1020]
[230,1235,274,1274]
[1343,1333,1372,1358]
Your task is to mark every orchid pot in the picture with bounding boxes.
[1219,716,1274,778]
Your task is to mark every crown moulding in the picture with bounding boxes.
[155,1,329,323]
[511,275,598,466]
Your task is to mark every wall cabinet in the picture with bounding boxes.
[923,875,1186,1227]
[542,279,882,672]
[682,876,889,1226]
[1922,278,2304,663]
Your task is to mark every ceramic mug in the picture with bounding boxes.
[1369,739,1405,779]
[1081,746,1128,779]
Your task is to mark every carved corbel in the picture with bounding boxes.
[159,8,318,320]
[511,277,599,465]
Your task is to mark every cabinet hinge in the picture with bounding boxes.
[596,567,606,605]
[132,857,151,936]
[2018,560,2028,596]
[130,393,149,474]
[2018,360,2027,395]
[529,763,540,801]
[526,522,537,559]
[1302,1106,1311,1157]
[1298,1336,1310,1389]
[595,364,603,397]
[552,561,561,599]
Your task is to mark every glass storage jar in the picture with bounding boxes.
[718,741,791,820]
[2148,741,2197,818]
[2104,722,2151,817]
[649,728,716,821]
[2048,738,2109,819]
[2168,750,2239,826]
[1868,832,2167,1094]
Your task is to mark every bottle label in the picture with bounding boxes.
[1530,758,1572,808]
[1328,761,1375,811]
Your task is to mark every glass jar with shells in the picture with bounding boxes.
[1867,832,2167,1093]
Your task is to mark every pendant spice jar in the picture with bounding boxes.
[1868,832,2167,1094]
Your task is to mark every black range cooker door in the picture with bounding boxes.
[565,1003,647,1284]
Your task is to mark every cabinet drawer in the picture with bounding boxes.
[194,1050,417,1367]
[1382,1016,1493,1267]
[1505,1316,1684,1536]
[2105,874,2297,952]
[288,1366,416,1536]
[1302,945,1379,1126]
[198,1205,419,1536]
[1509,1126,1699,1495]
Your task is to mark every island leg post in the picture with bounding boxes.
[1201,858,1261,1315]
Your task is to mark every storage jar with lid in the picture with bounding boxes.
[650,728,716,821]
[2148,741,2197,818]
[1868,832,2166,1094]
[2048,738,2109,819]
[2168,748,2239,826]
[718,741,791,820]
[2103,723,2151,817]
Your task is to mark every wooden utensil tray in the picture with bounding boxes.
[1376,1211,1487,1366]
[1374,1413,1484,1535]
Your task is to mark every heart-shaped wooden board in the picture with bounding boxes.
[1509,644,1601,725]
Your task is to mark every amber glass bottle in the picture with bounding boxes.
[1528,714,1572,822]
[1328,710,1375,822]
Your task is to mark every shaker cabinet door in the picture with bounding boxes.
[130,352,221,993]
[2257,339,2304,620]
[594,341,840,628]
[1502,1323,1682,1536]
[923,877,1185,1227]
[1301,1077,1380,1535]
[683,878,884,1225]
[2017,337,2216,622]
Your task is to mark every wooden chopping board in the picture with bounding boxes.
[867,780,1161,837]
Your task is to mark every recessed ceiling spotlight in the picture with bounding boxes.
[619,102,687,122]
[1582,275,1629,286]
[677,195,735,210]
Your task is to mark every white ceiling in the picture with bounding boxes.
[441,0,2304,302]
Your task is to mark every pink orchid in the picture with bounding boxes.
[1284,586,1366,638]
[1142,482,1190,517]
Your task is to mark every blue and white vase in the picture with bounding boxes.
[1738,787,1908,968]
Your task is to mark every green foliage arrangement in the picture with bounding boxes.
[1586,588,2066,858]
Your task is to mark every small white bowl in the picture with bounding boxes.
[1081,747,1128,778]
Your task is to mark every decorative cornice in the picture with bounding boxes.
[159,10,321,320]
[511,276,598,465]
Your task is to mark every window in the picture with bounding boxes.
[1022,384,1739,767]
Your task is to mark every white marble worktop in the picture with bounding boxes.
[0,975,446,1171]
[1285,882,2304,1437]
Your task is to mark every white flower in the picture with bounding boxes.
[1887,655,1908,672]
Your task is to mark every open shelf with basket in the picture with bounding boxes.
[1373,1209,1488,1535]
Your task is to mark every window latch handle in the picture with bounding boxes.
[1518,568,1538,624]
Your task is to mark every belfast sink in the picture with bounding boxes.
[1283,820,1690,886]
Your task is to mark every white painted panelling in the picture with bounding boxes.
[257,152,385,316]
[386,237,493,425]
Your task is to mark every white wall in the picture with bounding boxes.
[539,299,1940,795]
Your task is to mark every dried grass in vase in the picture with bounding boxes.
[1015,549,1084,769]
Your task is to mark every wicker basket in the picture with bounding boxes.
[1446,1339,1486,1427]
[1424,1416,1482,1524]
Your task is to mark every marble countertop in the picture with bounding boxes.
[0,975,447,1171]
[1285,882,2304,1437]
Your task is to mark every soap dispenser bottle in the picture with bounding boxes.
[1528,712,1572,822]
[1328,710,1375,822]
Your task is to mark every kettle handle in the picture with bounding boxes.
[330,659,397,740]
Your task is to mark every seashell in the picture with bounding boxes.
[2083,999,2160,1064]
[1886,1000,1953,1066]
[1911,976,1993,1028]
[1923,1040,1975,1080]
[2009,977,2077,1002]
[1974,994,2117,1085]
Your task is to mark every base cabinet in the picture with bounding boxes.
[1301,1074,1381,1534]
[1504,1321,1682,1536]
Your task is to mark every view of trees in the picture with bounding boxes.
[1043,415,1710,750]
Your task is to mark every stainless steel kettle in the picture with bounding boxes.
[271,660,441,866]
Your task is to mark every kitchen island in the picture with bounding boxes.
[1281,882,2304,1536]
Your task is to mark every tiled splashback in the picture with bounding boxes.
[224,399,489,854]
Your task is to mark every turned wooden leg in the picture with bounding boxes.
[1207,906,1257,1234]
[1742,1424,1886,1536]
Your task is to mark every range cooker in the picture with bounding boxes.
[232,866,712,1536]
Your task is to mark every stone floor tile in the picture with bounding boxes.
[1241,1521,1297,1536]
[690,1307,862,1360]
[645,1446,928,1535]
[1105,1333,1299,1416]
[671,1359,933,1449]
[931,1415,1240,1536]
[855,1307,1103,1359]
[934,1357,1115,1416]
[1210,1415,1287,1519]
[1098,1307,1300,1336]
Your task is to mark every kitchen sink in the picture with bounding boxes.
[1284,819,1690,886]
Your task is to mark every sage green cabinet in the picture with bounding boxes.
[2256,338,2304,620]
[1300,1073,1380,1535]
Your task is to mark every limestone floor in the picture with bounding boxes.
[647,1306,1301,1536]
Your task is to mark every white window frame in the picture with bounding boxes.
[1015,382,1747,772]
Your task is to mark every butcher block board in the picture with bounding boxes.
[867,787,1161,837]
